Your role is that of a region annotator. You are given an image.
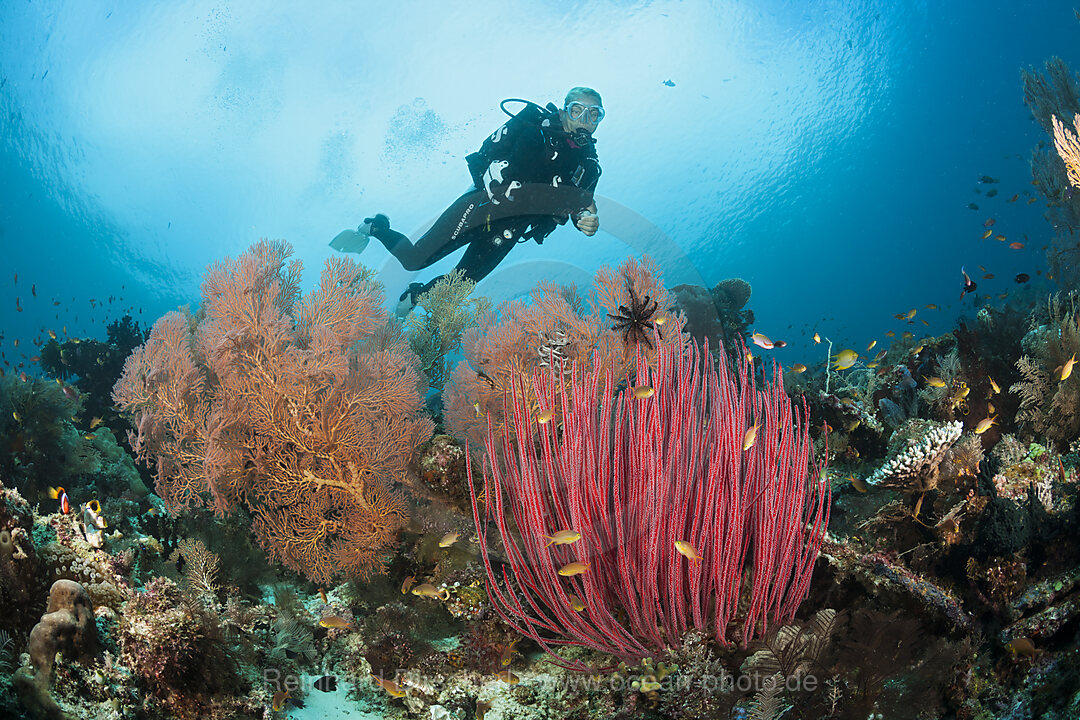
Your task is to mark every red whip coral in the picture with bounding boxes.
[468,334,829,668]
[114,240,433,583]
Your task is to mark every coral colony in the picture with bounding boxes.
[6,40,1080,720]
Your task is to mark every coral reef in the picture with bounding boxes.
[13,580,98,719]
[470,333,828,667]
[442,256,686,447]
[112,240,433,583]
[866,418,963,490]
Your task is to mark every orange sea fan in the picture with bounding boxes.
[443,255,686,448]
[114,240,432,584]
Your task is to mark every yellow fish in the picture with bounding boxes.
[89,416,104,429]
[866,340,877,351]
[1005,637,1037,657]
[925,303,938,309]
[850,476,868,493]
[981,228,993,239]
[401,575,416,595]
[567,593,585,612]
[537,408,555,424]
[500,638,519,666]
[974,416,996,434]
[988,401,995,414]
[989,376,1000,394]
[474,402,482,418]
[558,561,589,577]
[790,363,807,374]
[674,540,702,564]
[632,385,655,399]
[654,316,667,326]
[318,615,352,629]
[371,675,407,697]
[911,344,925,355]
[271,689,291,711]
[901,331,914,340]
[845,419,860,433]
[412,583,450,600]
[544,529,582,547]
[438,532,460,548]
[813,332,821,344]
[1061,353,1077,381]
[885,330,895,338]
[904,309,917,320]
[495,670,520,684]
[742,423,759,451]
[924,376,946,388]
[831,349,858,370]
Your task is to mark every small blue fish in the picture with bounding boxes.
[662,79,675,87]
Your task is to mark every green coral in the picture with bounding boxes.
[405,270,492,392]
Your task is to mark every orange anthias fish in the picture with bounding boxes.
[371,674,407,697]
[983,217,996,227]
[412,583,451,600]
[974,416,996,434]
[401,575,416,595]
[981,228,993,239]
[750,332,774,349]
[558,561,589,577]
[544,529,582,547]
[674,540,702,564]
[1061,353,1077,381]
[318,614,352,629]
[742,423,760,451]
[1008,242,1025,250]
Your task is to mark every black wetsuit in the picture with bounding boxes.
[371,102,602,302]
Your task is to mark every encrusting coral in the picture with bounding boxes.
[112,240,433,583]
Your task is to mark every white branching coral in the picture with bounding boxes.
[868,420,963,489]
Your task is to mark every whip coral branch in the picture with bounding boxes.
[468,334,828,668]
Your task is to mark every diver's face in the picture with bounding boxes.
[562,96,603,134]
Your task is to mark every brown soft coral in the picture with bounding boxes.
[443,256,686,447]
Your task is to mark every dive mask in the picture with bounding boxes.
[565,101,604,125]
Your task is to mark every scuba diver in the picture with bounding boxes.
[331,87,604,314]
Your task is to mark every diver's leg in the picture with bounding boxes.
[372,189,490,272]
[405,228,518,303]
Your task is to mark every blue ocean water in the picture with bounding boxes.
[2,0,1077,362]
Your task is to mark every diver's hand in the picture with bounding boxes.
[575,210,599,236]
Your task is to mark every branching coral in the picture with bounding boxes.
[113,240,433,583]
[405,269,492,392]
[867,419,963,491]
